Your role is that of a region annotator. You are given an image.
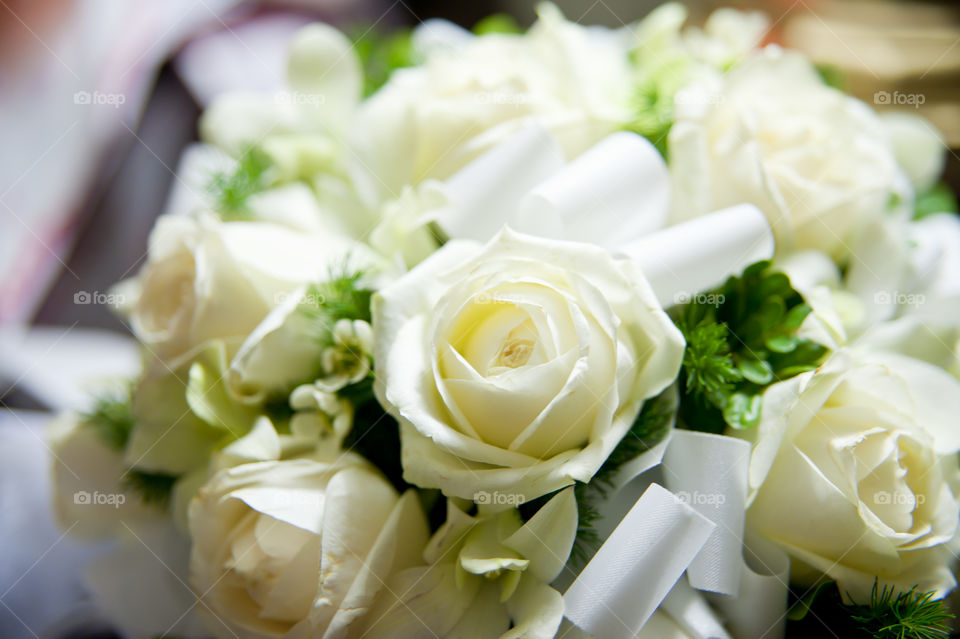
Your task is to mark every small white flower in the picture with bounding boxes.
[289,382,353,443]
[315,318,374,392]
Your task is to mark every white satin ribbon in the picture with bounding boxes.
[662,578,732,639]
[662,430,751,596]
[620,204,775,308]
[563,483,715,639]
[561,429,788,639]
[433,124,670,250]
[708,534,790,639]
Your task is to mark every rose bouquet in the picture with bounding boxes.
[51,3,960,639]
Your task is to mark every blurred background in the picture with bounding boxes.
[0,0,958,637]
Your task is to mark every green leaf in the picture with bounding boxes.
[765,334,799,354]
[673,260,829,433]
[736,357,773,385]
[472,13,523,35]
[722,392,762,429]
[914,182,959,220]
[787,580,837,621]
[351,26,415,96]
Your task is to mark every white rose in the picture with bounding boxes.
[188,456,428,639]
[124,216,358,361]
[745,350,960,600]
[374,228,685,502]
[354,4,631,199]
[670,47,906,260]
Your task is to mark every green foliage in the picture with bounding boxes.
[351,26,415,96]
[207,148,270,219]
[816,63,846,90]
[850,582,954,639]
[123,470,178,508]
[786,580,953,639]
[472,13,523,35]
[298,264,374,344]
[914,182,959,220]
[82,385,136,451]
[674,261,827,434]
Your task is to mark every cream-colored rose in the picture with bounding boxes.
[374,228,684,502]
[124,216,357,361]
[188,456,428,639]
[354,4,631,199]
[670,47,906,260]
[745,350,960,600]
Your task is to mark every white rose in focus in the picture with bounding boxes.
[188,457,428,639]
[670,48,905,260]
[745,351,960,600]
[123,216,358,361]
[355,4,631,199]
[374,228,684,502]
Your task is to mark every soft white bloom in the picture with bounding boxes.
[49,413,165,539]
[881,111,947,193]
[315,319,374,392]
[354,4,632,199]
[632,2,768,73]
[670,47,906,260]
[359,489,576,638]
[288,383,354,445]
[744,350,960,600]
[778,212,960,346]
[123,216,359,362]
[188,456,428,639]
[86,521,209,639]
[198,23,375,238]
[374,228,684,502]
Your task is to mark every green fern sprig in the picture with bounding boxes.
[849,581,954,639]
